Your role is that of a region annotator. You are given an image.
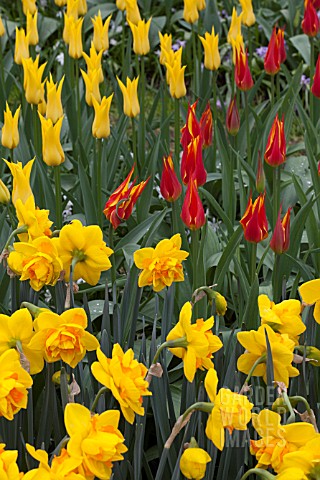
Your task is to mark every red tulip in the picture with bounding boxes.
[160,154,182,202]
[180,135,207,186]
[264,27,280,75]
[181,179,205,230]
[181,101,200,149]
[240,193,268,243]
[200,103,213,147]
[302,0,319,36]
[270,207,291,254]
[235,46,254,91]
[311,54,320,98]
[277,27,286,64]
[226,95,240,136]
[264,114,286,167]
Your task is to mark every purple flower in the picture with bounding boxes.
[255,46,268,59]
[172,39,186,52]
[300,74,310,87]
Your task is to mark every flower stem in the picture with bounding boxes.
[273,166,281,228]
[240,468,276,480]
[54,166,62,230]
[240,353,266,392]
[69,257,78,309]
[310,36,315,125]
[3,225,28,251]
[32,105,40,160]
[174,98,180,170]
[75,59,81,143]
[151,337,187,365]
[282,391,296,424]
[96,138,103,227]
[108,223,116,286]
[272,252,281,302]
[250,242,257,284]
[244,92,251,166]
[131,117,138,174]
[182,401,214,421]
[271,74,275,107]
[91,386,108,412]
[138,55,145,170]
[289,395,312,415]
[192,24,198,96]
[212,70,217,172]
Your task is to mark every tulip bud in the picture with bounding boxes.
[78,0,87,16]
[116,0,126,10]
[1,103,21,150]
[0,16,5,37]
[92,94,113,139]
[159,32,172,66]
[22,56,46,105]
[200,103,213,148]
[311,54,320,98]
[68,17,83,59]
[226,95,240,136]
[54,0,67,6]
[235,46,253,91]
[183,0,199,24]
[117,76,140,117]
[239,0,255,27]
[166,60,187,99]
[128,18,151,56]
[302,0,319,37]
[256,153,265,193]
[125,0,141,25]
[277,27,286,64]
[82,43,104,83]
[181,179,206,230]
[264,114,286,167]
[196,0,206,10]
[240,193,268,243]
[270,207,291,254]
[38,113,65,166]
[160,155,182,202]
[0,179,10,204]
[92,11,112,52]
[264,27,280,75]
[46,74,64,124]
[81,69,101,107]
[14,28,30,65]
[199,27,221,71]
[22,0,37,15]
[26,10,38,46]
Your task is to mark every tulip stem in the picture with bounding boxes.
[212,70,217,172]
[108,223,116,286]
[272,253,281,302]
[310,36,315,125]
[273,167,281,228]
[131,117,138,174]
[174,98,180,170]
[249,241,257,284]
[54,166,62,230]
[191,229,200,317]
[244,92,251,166]
[91,386,108,413]
[10,149,14,163]
[151,337,187,365]
[271,74,275,107]
[75,59,81,142]
[96,138,102,227]
[192,24,198,96]
[32,105,40,160]
[138,55,145,170]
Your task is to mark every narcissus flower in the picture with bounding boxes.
[0,444,23,479]
[299,278,320,324]
[181,179,206,230]
[38,113,65,166]
[1,103,20,150]
[22,56,46,105]
[183,0,199,24]
[264,114,286,166]
[134,234,189,292]
[4,158,34,206]
[0,349,33,420]
[227,8,243,44]
[239,0,255,27]
[124,0,141,25]
[91,10,112,52]
[159,32,172,65]
[311,54,320,98]
[270,207,291,254]
[26,10,38,46]
[46,74,64,124]
[14,28,29,65]
[302,0,319,37]
[250,409,318,472]
[128,18,151,56]
[160,154,182,202]
[27,308,99,368]
[226,95,240,136]
[205,369,253,450]
[180,445,211,480]
[104,165,149,229]
[15,196,53,242]
[65,403,127,479]
[91,344,151,424]
[258,294,305,340]
[199,27,220,71]
[237,324,299,386]
[8,236,63,292]
[92,94,113,139]
[240,193,268,243]
[81,68,101,106]
[117,76,140,117]
[235,46,254,91]
[166,302,222,382]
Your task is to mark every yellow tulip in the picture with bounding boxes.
[0,16,5,37]
[82,43,103,83]
[22,0,37,15]
[239,0,256,27]
[22,56,46,105]
[38,113,65,166]
[54,0,67,5]
[0,179,10,204]
[1,102,21,149]
[230,33,244,64]
[63,13,72,44]
[158,32,172,65]
[14,27,30,65]
[128,18,151,56]
[196,0,206,10]
[81,68,101,106]
[46,74,64,124]
[165,53,187,98]
[26,10,38,45]
[92,10,112,52]
[183,0,199,24]
[199,26,221,71]
[68,17,83,59]
[78,0,87,15]
[92,94,113,139]
[117,76,140,117]
[227,7,243,44]
[4,158,35,206]
[163,47,182,83]
[125,0,141,25]
[116,0,126,10]
[66,0,79,19]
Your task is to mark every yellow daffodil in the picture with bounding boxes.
[8,236,63,292]
[277,436,320,478]
[0,16,5,37]
[166,302,222,382]
[92,10,112,52]
[183,0,199,24]
[1,102,21,150]
[52,219,113,285]
[38,113,64,166]
[82,43,104,83]
[64,403,127,479]
[4,158,34,206]
[15,196,53,242]
[258,294,305,341]
[0,349,32,420]
[239,0,256,27]
[165,48,187,98]
[117,76,140,117]
[0,180,10,204]
[227,7,243,44]
[205,368,253,450]
[159,32,172,65]
[27,308,99,368]
[81,68,101,106]
[251,409,318,472]
[199,27,221,71]
[26,10,38,46]
[14,27,29,65]
[92,94,113,139]
[46,74,64,124]
[125,0,141,25]
[0,309,43,374]
[0,445,22,479]
[91,344,152,424]
[22,56,46,105]
[22,0,37,15]
[67,16,83,59]
[128,18,151,56]
[180,446,211,480]
[299,278,320,324]
[134,233,189,291]
[237,324,299,387]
